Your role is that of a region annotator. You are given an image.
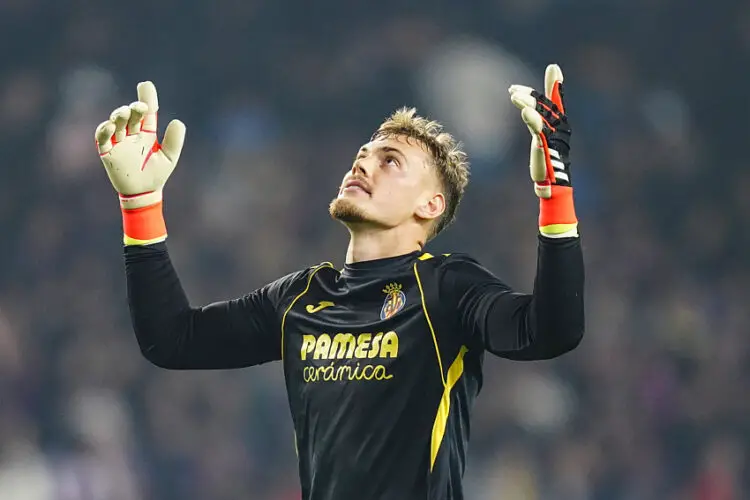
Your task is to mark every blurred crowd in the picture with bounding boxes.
[1,0,749,498]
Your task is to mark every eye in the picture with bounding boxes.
[384,155,400,167]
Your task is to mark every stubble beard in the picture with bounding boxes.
[329,197,370,224]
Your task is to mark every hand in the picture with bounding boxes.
[94,82,186,210]
[509,64,578,238]
[508,64,571,200]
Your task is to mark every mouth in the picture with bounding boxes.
[341,179,371,195]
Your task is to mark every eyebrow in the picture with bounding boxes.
[381,146,406,160]
[357,145,406,160]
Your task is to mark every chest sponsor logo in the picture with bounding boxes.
[300,331,399,383]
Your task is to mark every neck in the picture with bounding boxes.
[345,225,423,264]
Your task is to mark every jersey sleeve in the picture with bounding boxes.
[438,236,584,360]
[124,243,307,369]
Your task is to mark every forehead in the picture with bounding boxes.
[359,135,432,165]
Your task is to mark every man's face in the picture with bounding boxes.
[329,135,445,231]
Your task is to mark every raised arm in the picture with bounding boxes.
[443,64,585,360]
[95,82,300,369]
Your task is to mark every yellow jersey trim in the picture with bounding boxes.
[414,257,468,472]
[430,346,468,471]
[413,263,445,387]
[280,263,333,361]
[418,252,434,260]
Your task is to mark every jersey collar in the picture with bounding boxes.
[341,251,422,277]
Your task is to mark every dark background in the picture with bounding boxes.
[1,0,748,498]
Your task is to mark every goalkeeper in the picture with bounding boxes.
[95,64,584,500]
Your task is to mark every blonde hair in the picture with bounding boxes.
[371,107,470,239]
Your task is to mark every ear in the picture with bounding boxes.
[415,192,445,222]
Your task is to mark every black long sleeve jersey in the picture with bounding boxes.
[124,236,584,500]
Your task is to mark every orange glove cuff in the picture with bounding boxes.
[539,185,578,235]
[121,202,167,245]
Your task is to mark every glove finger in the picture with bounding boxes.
[544,64,565,113]
[529,133,548,183]
[127,101,148,135]
[109,106,130,143]
[95,120,116,154]
[521,107,544,135]
[160,119,186,163]
[137,81,159,132]
[510,91,536,111]
[508,84,535,99]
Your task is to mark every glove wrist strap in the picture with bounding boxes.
[120,195,167,246]
[120,190,162,210]
[539,185,578,238]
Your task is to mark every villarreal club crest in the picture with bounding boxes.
[380,283,406,320]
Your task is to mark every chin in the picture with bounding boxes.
[329,197,371,224]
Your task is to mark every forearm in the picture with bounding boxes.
[125,243,271,369]
[124,243,201,367]
[500,235,584,360]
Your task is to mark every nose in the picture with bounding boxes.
[351,158,369,177]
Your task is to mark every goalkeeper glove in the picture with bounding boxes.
[94,82,186,245]
[509,64,578,238]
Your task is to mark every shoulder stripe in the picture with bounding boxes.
[280,262,333,361]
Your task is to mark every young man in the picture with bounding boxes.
[94,64,584,500]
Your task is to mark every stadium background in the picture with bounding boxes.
[1,0,749,498]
